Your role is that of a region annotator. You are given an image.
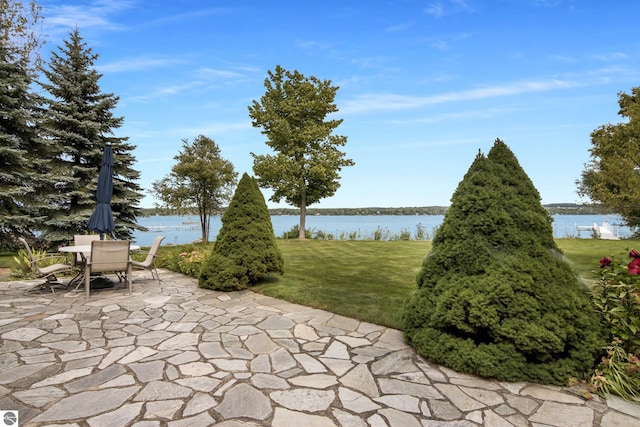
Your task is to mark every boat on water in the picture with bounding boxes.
[575,220,620,240]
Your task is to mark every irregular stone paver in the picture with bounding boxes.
[30,385,140,422]
[215,383,271,420]
[1,271,639,426]
[270,388,335,412]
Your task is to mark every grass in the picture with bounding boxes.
[254,240,430,329]
[251,238,640,330]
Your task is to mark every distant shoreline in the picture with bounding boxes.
[140,204,610,217]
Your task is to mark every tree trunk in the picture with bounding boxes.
[299,191,306,239]
[200,213,209,242]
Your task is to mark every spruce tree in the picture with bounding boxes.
[403,140,603,385]
[39,28,143,242]
[0,44,54,247]
[199,173,284,291]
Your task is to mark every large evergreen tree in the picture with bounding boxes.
[0,44,55,247]
[39,28,143,242]
[199,173,284,291]
[403,139,603,385]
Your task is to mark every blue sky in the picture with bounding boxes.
[38,0,640,209]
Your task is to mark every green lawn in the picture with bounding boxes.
[252,238,640,330]
[4,237,639,331]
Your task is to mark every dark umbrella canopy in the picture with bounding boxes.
[87,144,115,238]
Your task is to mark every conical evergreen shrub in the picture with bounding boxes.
[403,139,603,385]
[199,173,284,291]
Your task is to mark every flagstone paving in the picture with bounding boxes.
[1,270,639,427]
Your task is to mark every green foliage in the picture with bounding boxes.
[152,135,237,243]
[590,340,640,400]
[578,86,640,230]
[155,243,210,276]
[199,173,284,291]
[592,255,640,353]
[11,249,32,278]
[404,139,603,385]
[282,224,311,239]
[588,253,640,399]
[11,248,71,279]
[0,38,64,246]
[39,28,144,243]
[249,65,354,238]
[0,0,44,70]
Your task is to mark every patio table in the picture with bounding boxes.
[59,243,140,290]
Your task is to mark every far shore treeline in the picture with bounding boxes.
[140,203,608,217]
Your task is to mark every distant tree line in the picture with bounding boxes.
[139,204,610,218]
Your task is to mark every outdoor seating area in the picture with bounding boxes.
[17,236,159,299]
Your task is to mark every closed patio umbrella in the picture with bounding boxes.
[87,143,115,239]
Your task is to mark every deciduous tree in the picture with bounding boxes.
[0,0,44,70]
[152,135,237,243]
[578,87,640,230]
[248,65,354,239]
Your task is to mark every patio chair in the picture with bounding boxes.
[131,235,165,283]
[72,234,101,266]
[18,237,73,294]
[84,240,132,298]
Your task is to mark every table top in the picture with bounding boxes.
[59,244,141,253]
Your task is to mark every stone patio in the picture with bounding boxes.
[1,269,639,426]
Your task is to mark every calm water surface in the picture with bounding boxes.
[131,214,633,246]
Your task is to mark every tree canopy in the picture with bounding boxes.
[0,0,44,70]
[248,65,354,239]
[578,86,640,230]
[39,28,143,242]
[152,135,237,243]
[0,43,52,246]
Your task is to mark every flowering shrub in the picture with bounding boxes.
[155,244,209,278]
[178,250,206,276]
[590,250,640,399]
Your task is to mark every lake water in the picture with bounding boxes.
[131,214,635,246]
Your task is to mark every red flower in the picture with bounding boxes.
[628,258,640,275]
[629,249,640,258]
[599,257,612,268]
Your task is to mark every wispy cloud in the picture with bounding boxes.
[181,122,252,136]
[127,80,207,102]
[342,78,579,114]
[384,21,415,33]
[389,107,518,124]
[43,0,134,33]
[136,7,232,28]
[98,56,184,73]
[588,52,628,61]
[194,68,246,81]
[425,0,476,17]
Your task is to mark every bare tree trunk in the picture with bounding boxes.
[299,191,306,239]
[200,213,209,242]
